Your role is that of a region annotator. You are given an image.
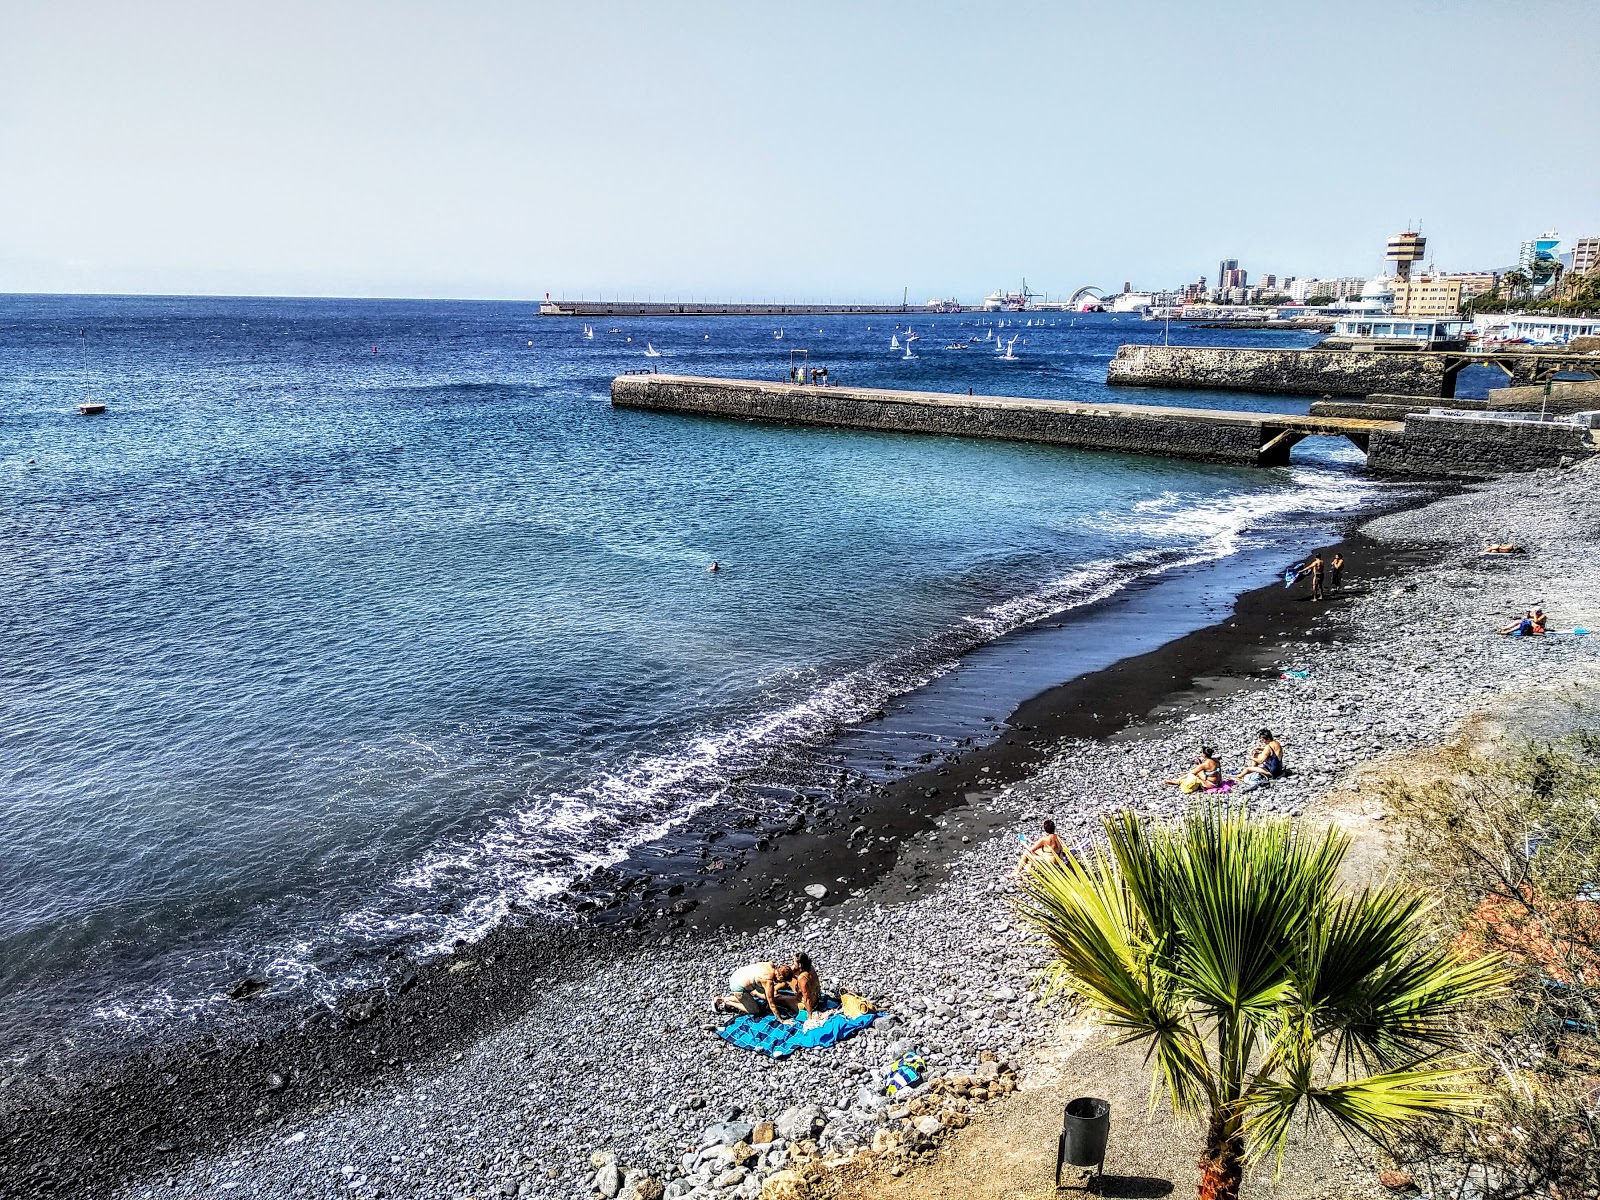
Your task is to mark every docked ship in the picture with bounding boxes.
[982,280,1038,311]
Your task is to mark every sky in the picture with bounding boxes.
[2,0,1597,302]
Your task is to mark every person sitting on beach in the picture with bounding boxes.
[1498,608,1546,637]
[774,952,822,1023]
[1013,819,1066,879]
[1234,729,1285,786]
[1164,747,1221,794]
[713,961,792,1018]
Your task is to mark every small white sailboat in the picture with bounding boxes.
[77,330,106,415]
[643,342,662,357]
[984,328,993,342]
[902,341,915,360]
[582,324,594,339]
[905,329,919,342]
[1000,335,1019,360]
[889,334,901,350]
[773,328,784,340]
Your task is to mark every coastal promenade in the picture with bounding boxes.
[610,373,1596,476]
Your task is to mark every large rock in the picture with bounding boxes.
[775,1105,824,1142]
[702,1120,754,1147]
[595,1162,623,1198]
[760,1170,812,1200]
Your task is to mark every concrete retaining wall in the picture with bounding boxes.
[1486,379,1600,411]
[1107,344,1450,397]
[1367,414,1595,478]
[612,375,1272,465]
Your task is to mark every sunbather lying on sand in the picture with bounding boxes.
[1482,544,1525,555]
[1498,607,1547,637]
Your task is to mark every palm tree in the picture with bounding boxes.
[1015,808,1506,1200]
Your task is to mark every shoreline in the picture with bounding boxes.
[1,483,1435,1197]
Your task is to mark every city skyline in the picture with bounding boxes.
[2,0,1597,301]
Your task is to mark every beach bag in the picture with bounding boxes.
[885,1051,927,1095]
[840,993,876,1018]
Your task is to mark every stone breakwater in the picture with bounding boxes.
[613,374,1594,479]
[114,461,1600,1200]
[1107,343,1450,397]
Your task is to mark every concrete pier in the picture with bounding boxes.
[612,374,1396,468]
[611,374,1595,479]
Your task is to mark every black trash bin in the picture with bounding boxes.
[1056,1096,1111,1187]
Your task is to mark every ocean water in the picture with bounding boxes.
[0,296,1392,1050]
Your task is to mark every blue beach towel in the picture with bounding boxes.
[716,1002,879,1059]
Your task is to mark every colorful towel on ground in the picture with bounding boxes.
[716,1002,879,1059]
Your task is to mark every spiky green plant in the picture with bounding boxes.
[1015,807,1506,1200]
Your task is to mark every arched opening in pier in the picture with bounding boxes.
[1285,433,1370,468]
[1451,363,1511,401]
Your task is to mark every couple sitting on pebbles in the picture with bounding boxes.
[1162,730,1286,794]
[712,953,821,1025]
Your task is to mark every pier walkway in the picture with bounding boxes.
[611,374,1400,468]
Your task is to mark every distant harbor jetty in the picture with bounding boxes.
[539,299,952,318]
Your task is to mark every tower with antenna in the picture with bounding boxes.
[1386,228,1426,282]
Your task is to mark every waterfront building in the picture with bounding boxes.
[1440,272,1498,304]
[1472,312,1600,345]
[1331,315,1465,348]
[1393,276,1463,317]
[1217,258,1238,289]
[1573,237,1600,277]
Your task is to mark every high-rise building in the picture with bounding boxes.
[1261,274,1277,289]
[1573,237,1600,277]
[1217,259,1238,289]
[1520,231,1561,280]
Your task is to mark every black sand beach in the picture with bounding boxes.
[0,498,1451,1199]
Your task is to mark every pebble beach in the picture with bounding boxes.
[10,458,1599,1200]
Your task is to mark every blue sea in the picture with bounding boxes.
[0,296,1399,1051]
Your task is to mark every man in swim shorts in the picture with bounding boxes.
[714,961,792,1019]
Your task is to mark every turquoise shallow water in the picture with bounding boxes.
[0,297,1391,1044]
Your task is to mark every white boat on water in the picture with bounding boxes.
[890,334,900,350]
[773,328,783,340]
[999,335,1019,360]
[902,342,916,359]
[904,329,920,342]
[643,343,662,357]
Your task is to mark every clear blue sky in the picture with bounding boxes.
[3,0,1596,301]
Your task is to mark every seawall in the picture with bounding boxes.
[610,374,1388,468]
[1368,414,1596,477]
[612,374,1595,480]
[1107,343,1450,397]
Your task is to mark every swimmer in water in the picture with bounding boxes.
[707,561,721,573]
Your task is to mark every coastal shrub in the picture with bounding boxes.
[1383,733,1600,1198]
[1014,806,1504,1200]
